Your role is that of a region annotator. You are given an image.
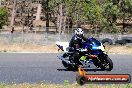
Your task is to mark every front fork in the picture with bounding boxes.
[96,53,108,68]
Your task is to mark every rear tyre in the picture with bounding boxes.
[62,61,78,71]
[62,61,71,69]
[101,38,113,45]
[115,40,127,45]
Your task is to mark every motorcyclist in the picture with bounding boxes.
[68,27,88,64]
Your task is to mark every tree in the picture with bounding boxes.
[41,0,131,34]
[100,0,120,33]
[42,0,50,33]
[119,0,132,33]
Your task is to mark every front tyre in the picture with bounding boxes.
[99,56,113,71]
[98,54,113,71]
[104,56,113,71]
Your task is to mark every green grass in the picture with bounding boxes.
[0,83,131,88]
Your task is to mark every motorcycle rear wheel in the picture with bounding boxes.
[62,61,78,71]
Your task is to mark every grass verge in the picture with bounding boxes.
[0,42,58,53]
[104,45,132,54]
[0,83,131,88]
[0,41,132,54]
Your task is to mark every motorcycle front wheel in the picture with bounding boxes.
[99,56,113,71]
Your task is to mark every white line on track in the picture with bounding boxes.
[0,52,58,54]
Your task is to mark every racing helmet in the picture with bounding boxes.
[75,28,84,37]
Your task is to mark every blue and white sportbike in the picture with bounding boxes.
[56,38,113,71]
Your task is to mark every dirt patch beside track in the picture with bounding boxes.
[0,42,131,54]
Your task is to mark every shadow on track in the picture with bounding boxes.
[57,68,77,72]
[57,68,105,72]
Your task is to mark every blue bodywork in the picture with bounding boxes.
[82,38,102,55]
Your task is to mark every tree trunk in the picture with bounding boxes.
[9,0,16,33]
[59,4,63,34]
[46,0,49,33]
[0,0,1,6]
[122,13,125,34]
[62,16,66,34]
[57,14,59,32]
[0,25,2,29]
[58,4,63,40]
[36,4,42,21]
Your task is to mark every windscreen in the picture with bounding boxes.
[89,38,101,46]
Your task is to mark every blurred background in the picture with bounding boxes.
[0,0,131,45]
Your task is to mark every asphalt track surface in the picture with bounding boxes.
[0,53,131,84]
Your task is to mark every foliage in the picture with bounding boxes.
[100,0,120,33]
[42,0,132,33]
[0,7,8,29]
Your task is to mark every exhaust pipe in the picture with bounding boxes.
[57,56,71,65]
